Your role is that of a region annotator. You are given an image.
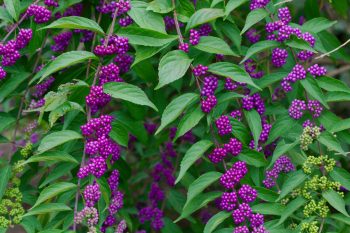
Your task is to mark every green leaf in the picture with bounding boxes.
[174,106,204,141]
[301,17,337,34]
[147,0,174,13]
[41,16,104,35]
[318,131,346,156]
[204,211,231,233]
[269,140,299,168]
[156,92,198,134]
[211,0,224,7]
[156,50,193,89]
[128,1,166,33]
[186,8,224,31]
[317,76,350,94]
[244,110,262,150]
[252,203,286,216]
[118,27,178,47]
[37,51,98,83]
[241,40,280,63]
[104,82,158,111]
[184,172,222,209]
[225,0,248,17]
[0,72,31,102]
[110,122,129,147]
[113,112,148,144]
[0,6,13,23]
[331,213,350,226]
[254,186,279,202]
[241,8,268,35]
[132,43,172,67]
[23,151,78,164]
[326,91,350,102]
[265,116,297,145]
[277,197,307,226]
[37,130,82,153]
[0,165,11,200]
[329,118,350,133]
[175,191,221,222]
[24,203,71,217]
[330,167,350,191]
[4,0,20,21]
[322,190,349,217]
[39,163,77,188]
[277,170,308,201]
[162,217,183,233]
[194,36,238,56]
[216,20,242,53]
[175,140,213,184]
[48,101,84,127]
[238,149,267,167]
[32,182,77,208]
[0,113,15,134]
[285,37,317,53]
[300,75,329,109]
[208,62,261,90]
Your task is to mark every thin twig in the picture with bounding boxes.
[315,39,350,60]
[327,64,350,77]
[274,0,293,6]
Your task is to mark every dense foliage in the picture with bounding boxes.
[0,0,350,233]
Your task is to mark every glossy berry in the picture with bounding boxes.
[307,100,323,118]
[220,192,237,211]
[272,48,288,67]
[246,29,261,44]
[308,64,327,77]
[189,29,200,45]
[224,138,242,156]
[26,4,51,23]
[201,95,217,113]
[208,147,227,164]
[238,184,257,203]
[193,64,208,76]
[289,99,306,119]
[220,161,247,189]
[178,43,189,53]
[216,115,232,136]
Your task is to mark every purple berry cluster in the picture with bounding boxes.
[307,100,323,118]
[189,29,200,45]
[263,156,295,188]
[83,182,101,207]
[86,86,111,114]
[26,4,51,23]
[250,0,270,10]
[242,93,265,115]
[307,64,327,77]
[216,115,232,136]
[99,63,123,85]
[51,31,72,52]
[94,36,129,56]
[246,29,261,44]
[200,74,219,113]
[271,48,288,67]
[119,15,133,27]
[244,59,264,79]
[193,64,208,76]
[32,77,55,98]
[113,54,133,73]
[225,78,238,91]
[164,16,184,31]
[55,3,82,18]
[289,99,307,119]
[44,0,59,7]
[74,29,94,42]
[281,64,306,92]
[97,0,131,17]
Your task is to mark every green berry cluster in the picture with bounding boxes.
[0,161,25,228]
[300,126,321,151]
[301,221,319,233]
[303,199,329,218]
[20,142,33,158]
[302,155,336,174]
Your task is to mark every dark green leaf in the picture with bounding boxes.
[329,118,350,133]
[331,213,350,226]
[156,93,198,134]
[225,0,248,17]
[269,140,299,168]
[156,50,193,89]
[0,113,15,134]
[41,16,104,35]
[244,110,262,149]
[0,72,31,102]
[238,149,267,167]
[278,170,308,201]
[24,203,71,217]
[110,122,129,147]
[301,17,337,34]
[0,165,11,200]
[317,76,350,93]
[254,186,279,202]
[104,82,158,111]
[330,167,350,191]
[174,106,204,141]
[208,62,261,89]
[175,140,213,184]
[39,163,76,188]
[300,75,329,109]
[326,91,350,102]
[265,116,297,145]
[24,151,78,164]
[322,190,349,217]
[132,43,172,67]
[277,197,307,225]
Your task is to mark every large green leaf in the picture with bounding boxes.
[36,51,98,83]
[241,40,280,63]
[23,151,78,164]
[318,131,346,156]
[277,170,308,201]
[110,122,129,147]
[175,191,221,222]
[252,203,286,216]
[186,8,224,31]
[204,211,231,233]
[4,0,20,21]
[0,71,31,102]
[238,149,267,167]
[300,75,329,109]
[39,163,77,188]
[317,76,350,93]
[132,43,172,67]
[329,118,350,133]
[254,186,279,202]
[48,101,84,127]
[331,213,350,226]
[156,93,198,134]
[195,36,238,56]
[174,106,204,141]
[301,17,337,34]
[37,130,82,153]
[0,113,15,134]
[286,37,317,53]
[128,1,166,33]
[244,110,262,149]
[322,190,349,217]
[241,8,268,35]
[224,0,248,17]
[208,62,261,89]
[104,82,158,111]
[277,197,307,226]
[265,116,297,145]
[184,172,222,209]
[24,203,71,217]
[269,140,299,168]
[41,16,104,35]
[147,0,174,13]
[32,182,77,208]
[0,165,11,200]
[253,72,288,92]
[156,50,193,89]
[330,167,350,191]
[175,140,213,184]
[118,27,177,47]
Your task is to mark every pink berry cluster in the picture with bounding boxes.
[263,156,295,188]
[289,99,323,119]
[0,29,33,79]
[218,161,268,233]
[26,4,51,23]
